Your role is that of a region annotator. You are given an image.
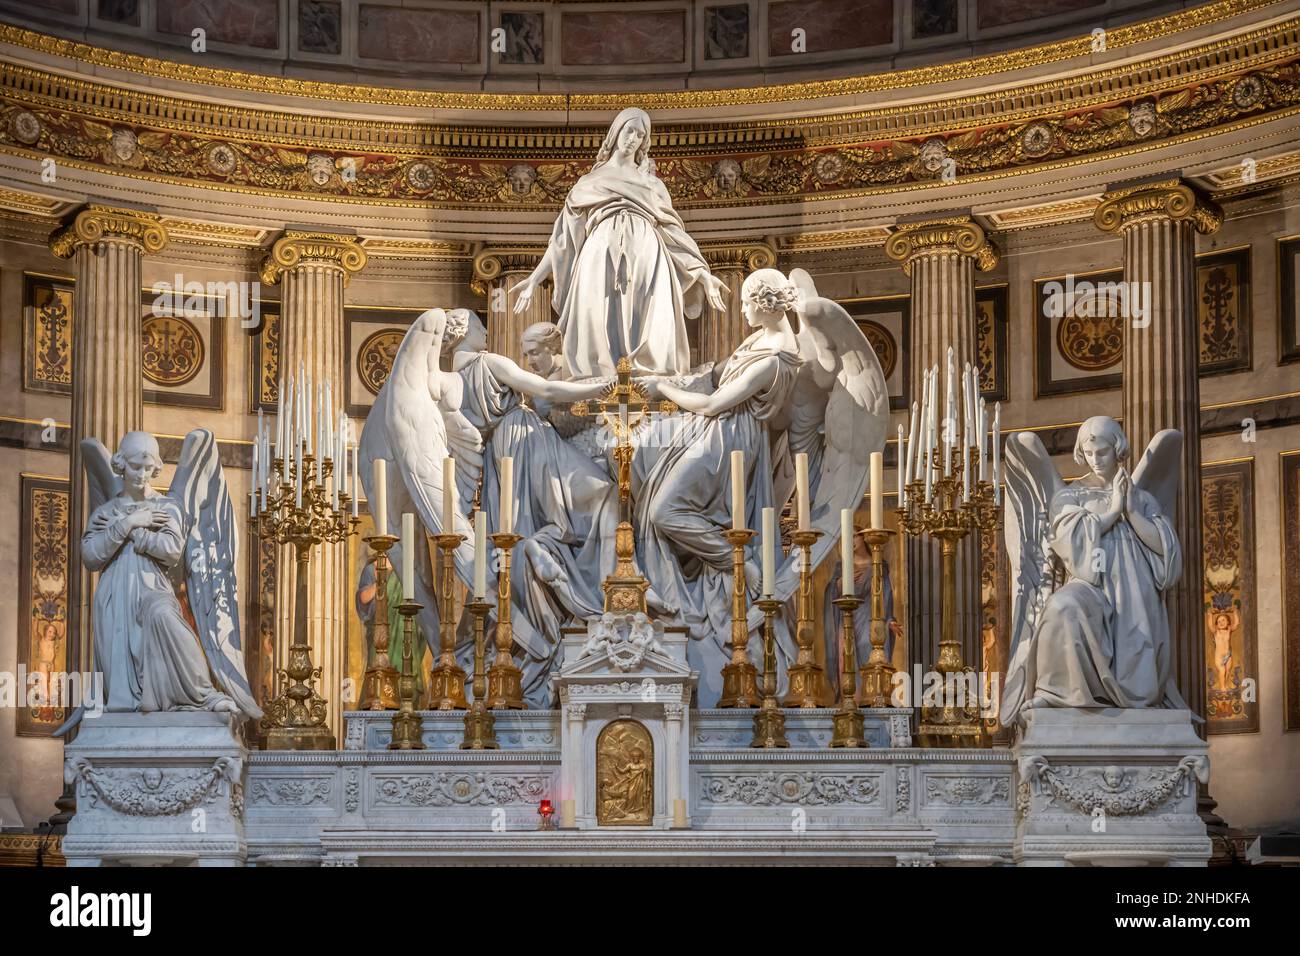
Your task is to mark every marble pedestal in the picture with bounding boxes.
[62,713,248,867]
[1012,708,1210,867]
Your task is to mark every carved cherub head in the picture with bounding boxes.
[112,431,163,498]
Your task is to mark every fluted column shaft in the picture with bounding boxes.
[699,243,776,366]
[885,218,999,684]
[1095,180,1222,723]
[473,248,548,366]
[261,231,367,740]
[51,205,168,682]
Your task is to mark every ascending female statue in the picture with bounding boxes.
[512,107,728,379]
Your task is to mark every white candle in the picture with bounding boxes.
[250,439,259,518]
[896,425,905,508]
[840,508,854,596]
[978,400,988,482]
[324,380,333,461]
[904,401,917,489]
[730,450,745,531]
[473,510,487,599]
[294,427,303,509]
[373,458,387,533]
[351,443,359,518]
[305,373,313,457]
[795,453,810,531]
[401,512,416,601]
[761,507,776,597]
[869,451,884,530]
[442,457,456,532]
[962,428,971,503]
[993,402,1002,504]
[275,377,285,459]
[499,456,514,534]
[943,353,953,478]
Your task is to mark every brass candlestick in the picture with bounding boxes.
[719,528,760,708]
[428,532,468,710]
[858,527,897,708]
[389,599,425,750]
[359,533,400,711]
[830,594,866,747]
[751,597,789,748]
[487,531,525,709]
[783,529,825,708]
[258,452,359,750]
[462,598,497,749]
[898,446,998,747]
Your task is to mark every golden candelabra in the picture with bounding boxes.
[428,532,468,710]
[389,599,425,750]
[486,531,525,709]
[462,598,497,748]
[897,449,999,747]
[830,594,866,747]
[719,528,760,708]
[783,529,826,708]
[257,453,359,750]
[857,528,898,708]
[751,597,789,748]
[359,533,400,710]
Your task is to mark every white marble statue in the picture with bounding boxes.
[511,107,728,379]
[59,430,262,731]
[1000,416,1189,726]
[635,268,889,703]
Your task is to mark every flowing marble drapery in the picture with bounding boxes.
[633,336,802,706]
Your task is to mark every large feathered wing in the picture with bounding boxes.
[1000,431,1065,725]
[80,437,120,512]
[756,270,889,626]
[169,428,262,720]
[1131,428,1182,520]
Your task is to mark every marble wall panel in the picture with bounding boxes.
[767,0,893,56]
[358,5,480,64]
[561,11,686,66]
[157,0,281,49]
[977,0,1101,31]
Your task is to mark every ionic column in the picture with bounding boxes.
[563,701,587,825]
[1094,180,1222,723]
[664,700,685,827]
[885,217,998,687]
[699,243,776,366]
[472,247,548,366]
[260,230,367,740]
[50,204,169,684]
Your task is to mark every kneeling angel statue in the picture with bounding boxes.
[1000,416,1189,726]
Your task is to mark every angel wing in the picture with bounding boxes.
[168,428,262,719]
[359,310,477,640]
[1131,428,1182,520]
[79,437,121,513]
[999,431,1066,725]
[753,270,888,628]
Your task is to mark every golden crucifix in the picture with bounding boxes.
[570,357,677,612]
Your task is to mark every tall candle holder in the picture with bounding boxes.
[830,594,866,747]
[257,450,359,750]
[389,599,425,750]
[750,597,789,748]
[783,529,826,708]
[719,528,760,708]
[487,531,526,709]
[359,533,400,710]
[428,532,468,710]
[897,449,999,748]
[857,528,898,708]
[462,598,497,749]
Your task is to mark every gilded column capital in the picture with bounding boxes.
[1093,179,1222,235]
[700,241,777,273]
[470,246,545,295]
[884,217,998,276]
[49,204,168,259]
[259,230,368,286]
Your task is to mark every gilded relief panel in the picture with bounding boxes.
[596,720,654,826]
[17,476,70,737]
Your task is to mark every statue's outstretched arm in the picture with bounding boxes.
[659,357,777,417]
[487,352,606,402]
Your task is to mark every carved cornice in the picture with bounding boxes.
[0,1,1281,112]
[777,228,892,253]
[259,230,368,286]
[700,242,777,273]
[48,203,168,259]
[1094,179,1224,235]
[885,218,999,276]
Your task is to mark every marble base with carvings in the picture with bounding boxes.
[1012,708,1211,867]
[61,712,248,867]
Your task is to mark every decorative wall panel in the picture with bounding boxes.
[140,288,224,409]
[345,307,424,417]
[1280,235,1300,366]
[975,283,1009,403]
[17,475,69,737]
[842,295,909,412]
[1196,246,1251,376]
[1202,459,1258,735]
[1281,451,1300,731]
[247,302,282,414]
[22,272,73,395]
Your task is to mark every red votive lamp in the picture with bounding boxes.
[538,799,556,830]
